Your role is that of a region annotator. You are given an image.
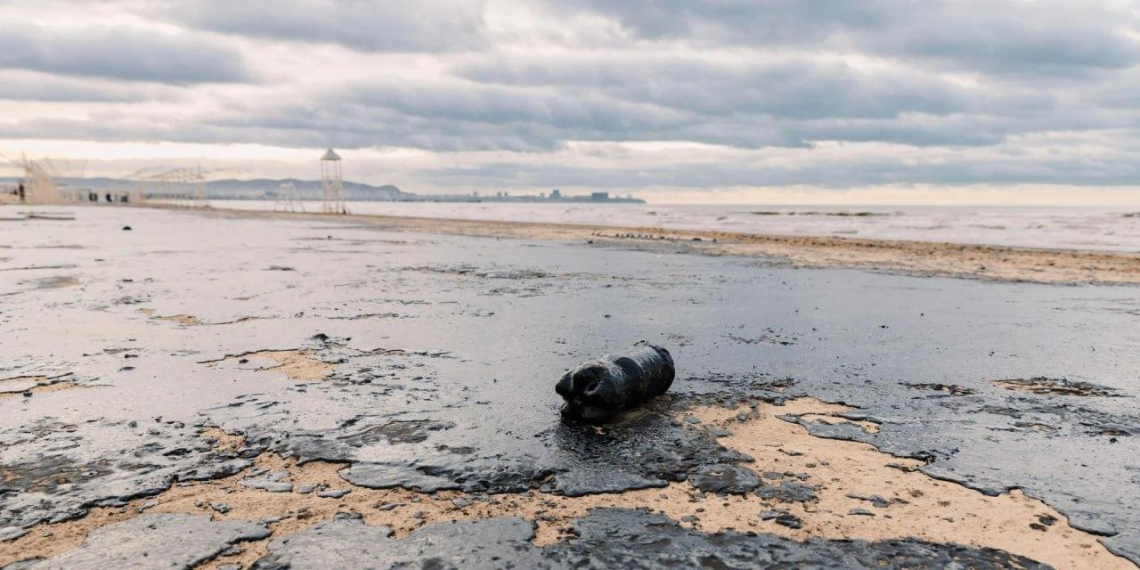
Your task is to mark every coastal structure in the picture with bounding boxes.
[320,149,348,214]
[1,154,60,205]
[274,182,303,213]
[124,167,212,208]
[431,189,645,204]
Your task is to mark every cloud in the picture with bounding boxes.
[560,0,1140,75]
[156,0,487,52]
[0,71,182,102]
[259,53,1066,151]
[0,19,251,84]
[870,2,1140,76]
[454,54,978,120]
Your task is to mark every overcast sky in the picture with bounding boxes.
[2,0,1140,204]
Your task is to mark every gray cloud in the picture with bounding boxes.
[0,60,1119,157]
[562,0,1140,75]
[872,2,1140,76]
[157,0,487,52]
[0,19,250,84]
[0,71,183,102]
[271,57,1071,151]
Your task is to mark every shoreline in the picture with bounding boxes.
[189,205,1140,285]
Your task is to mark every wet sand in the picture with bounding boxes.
[202,206,1140,285]
[1,206,1138,569]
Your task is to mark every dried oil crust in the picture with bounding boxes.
[2,398,1129,570]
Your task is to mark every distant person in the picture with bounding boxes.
[105,193,112,202]
[17,183,25,202]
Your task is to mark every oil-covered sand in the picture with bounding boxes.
[2,206,1139,569]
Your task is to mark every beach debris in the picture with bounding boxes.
[689,464,761,494]
[757,480,818,503]
[992,377,1118,397]
[8,211,76,221]
[773,512,803,529]
[847,493,890,508]
[556,341,674,423]
[1030,514,1058,531]
[903,382,977,396]
[239,471,293,493]
[122,225,131,231]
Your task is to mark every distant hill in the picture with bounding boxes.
[0,177,407,201]
[0,177,644,204]
[204,178,406,201]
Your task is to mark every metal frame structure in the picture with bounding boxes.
[321,149,348,214]
[127,166,225,208]
[1,154,61,205]
[274,181,304,213]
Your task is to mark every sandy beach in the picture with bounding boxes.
[206,206,1140,285]
[2,205,1138,569]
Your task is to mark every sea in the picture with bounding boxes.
[212,201,1140,253]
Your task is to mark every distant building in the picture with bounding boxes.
[446,188,641,204]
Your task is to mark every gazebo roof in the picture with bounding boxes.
[321,148,341,161]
